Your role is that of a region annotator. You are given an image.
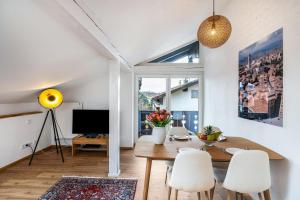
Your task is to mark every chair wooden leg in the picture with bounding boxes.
[226,190,231,200]
[258,192,263,200]
[167,186,172,200]
[235,192,238,200]
[197,192,201,200]
[205,191,210,200]
[175,189,178,200]
[263,189,271,200]
[165,166,169,184]
[240,193,243,200]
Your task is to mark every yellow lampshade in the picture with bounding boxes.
[38,89,63,109]
[197,15,232,48]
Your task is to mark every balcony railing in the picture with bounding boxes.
[138,110,198,138]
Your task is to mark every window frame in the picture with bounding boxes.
[148,41,199,64]
[134,71,204,142]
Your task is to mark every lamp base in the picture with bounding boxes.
[29,109,64,165]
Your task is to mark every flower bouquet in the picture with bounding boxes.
[146,108,171,144]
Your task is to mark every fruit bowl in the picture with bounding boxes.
[199,139,217,146]
[197,125,222,147]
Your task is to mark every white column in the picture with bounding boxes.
[108,59,121,177]
[198,73,204,130]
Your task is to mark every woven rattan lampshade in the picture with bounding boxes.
[197,15,232,48]
[197,0,232,48]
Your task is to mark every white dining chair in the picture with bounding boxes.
[165,127,189,184]
[167,126,189,137]
[168,150,215,200]
[223,150,271,200]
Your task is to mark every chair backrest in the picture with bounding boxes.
[168,127,189,137]
[223,150,271,193]
[169,150,215,192]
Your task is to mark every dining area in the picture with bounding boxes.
[134,126,284,200]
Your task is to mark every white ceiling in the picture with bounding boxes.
[0,0,110,103]
[79,0,231,65]
[0,0,231,103]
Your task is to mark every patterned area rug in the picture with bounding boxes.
[39,176,138,200]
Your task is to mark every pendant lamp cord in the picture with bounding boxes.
[213,0,215,16]
[212,0,216,28]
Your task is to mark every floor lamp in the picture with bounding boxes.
[29,89,64,165]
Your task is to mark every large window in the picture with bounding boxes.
[137,76,201,138]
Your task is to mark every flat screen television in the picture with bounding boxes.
[72,110,109,135]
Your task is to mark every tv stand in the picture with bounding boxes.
[72,135,109,157]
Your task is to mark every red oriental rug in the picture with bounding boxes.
[39,176,137,200]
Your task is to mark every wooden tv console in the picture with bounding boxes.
[72,135,109,157]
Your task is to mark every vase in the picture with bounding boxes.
[152,127,166,144]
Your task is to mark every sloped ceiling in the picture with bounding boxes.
[78,0,231,65]
[0,0,231,103]
[0,0,112,103]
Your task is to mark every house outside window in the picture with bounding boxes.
[191,90,199,99]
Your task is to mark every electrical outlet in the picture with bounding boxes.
[21,142,33,149]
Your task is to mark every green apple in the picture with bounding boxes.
[213,132,222,140]
[207,135,215,141]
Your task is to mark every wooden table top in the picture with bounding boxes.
[134,136,284,161]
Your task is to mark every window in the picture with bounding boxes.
[191,90,199,98]
[138,78,167,137]
[170,78,199,133]
[148,42,199,64]
[136,76,201,138]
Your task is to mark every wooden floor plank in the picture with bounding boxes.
[0,147,252,200]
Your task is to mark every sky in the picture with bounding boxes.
[140,78,197,93]
[239,28,283,65]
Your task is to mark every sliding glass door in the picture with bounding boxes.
[136,75,202,138]
[170,77,199,133]
[137,77,167,137]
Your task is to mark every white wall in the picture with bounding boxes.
[202,0,300,199]
[61,72,109,110]
[0,103,51,168]
[120,70,134,147]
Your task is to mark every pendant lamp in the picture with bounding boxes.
[197,0,232,48]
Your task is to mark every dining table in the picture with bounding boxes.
[134,135,284,200]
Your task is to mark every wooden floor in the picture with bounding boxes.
[0,147,252,200]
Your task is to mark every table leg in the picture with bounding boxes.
[107,140,109,157]
[143,158,152,200]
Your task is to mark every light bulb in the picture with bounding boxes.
[210,28,216,35]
